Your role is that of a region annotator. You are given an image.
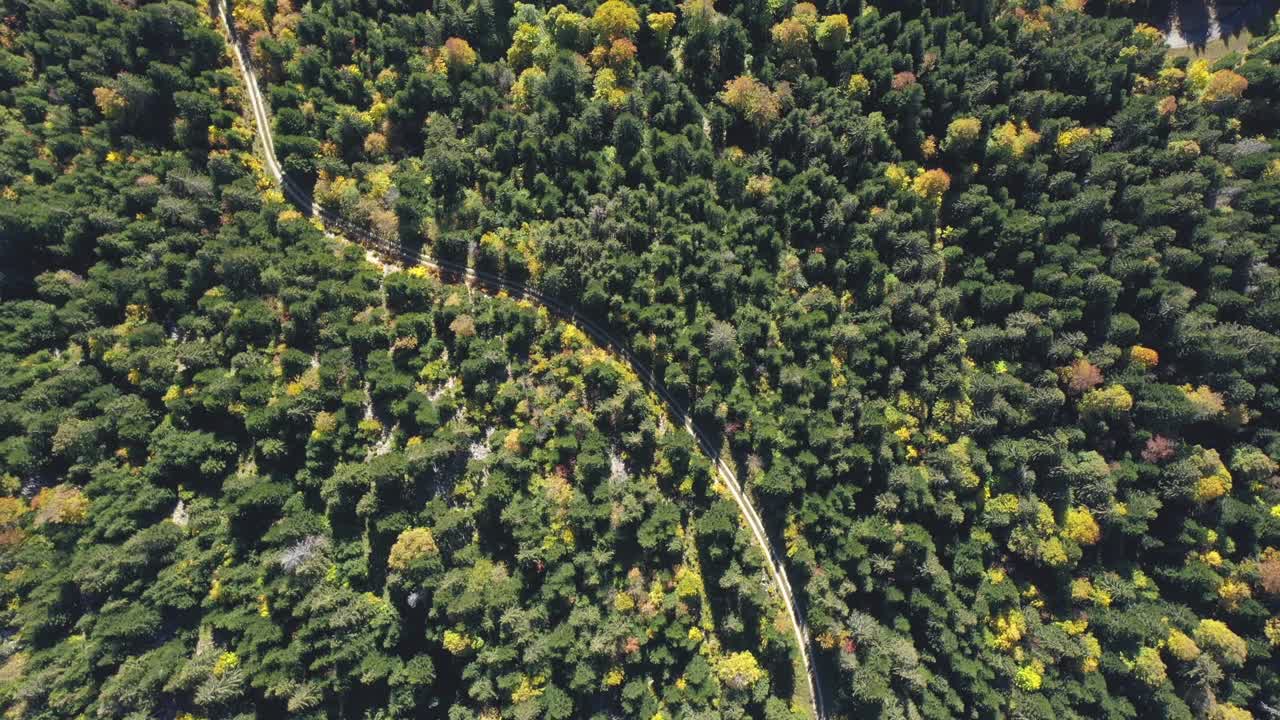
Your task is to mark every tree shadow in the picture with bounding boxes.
[1155,0,1280,51]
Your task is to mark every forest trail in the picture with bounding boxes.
[1161,0,1278,49]
[214,2,825,717]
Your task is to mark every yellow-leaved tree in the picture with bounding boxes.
[388,527,438,571]
[714,651,765,691]
[591,0,640,41]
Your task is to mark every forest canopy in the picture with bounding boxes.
[2,0,1280,718]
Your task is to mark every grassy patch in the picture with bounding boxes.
[1168,28,1255,61]
[790,647,815,718]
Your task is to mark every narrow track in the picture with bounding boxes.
[215,5,824,715]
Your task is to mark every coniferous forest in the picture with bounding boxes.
[2,0,1280,717]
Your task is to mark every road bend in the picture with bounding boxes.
[215,4,825,716]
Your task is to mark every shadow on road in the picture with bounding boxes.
[1152,0,1278,49]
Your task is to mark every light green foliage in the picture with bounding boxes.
[387,527,438,571]
[1079,384,1133,418]
[714,651,766,691]
[1132,647,1167,687]
[1195,620,1248,667]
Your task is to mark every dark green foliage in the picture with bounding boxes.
[5,0,1280,718]
[0,0,803,717]
[233,0,1280,715]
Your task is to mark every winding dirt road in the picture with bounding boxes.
[215,3,825,716]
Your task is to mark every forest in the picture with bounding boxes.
[1,0,1280,717]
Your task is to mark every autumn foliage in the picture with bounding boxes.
[30,485,89,526]
[591,0,641,40]
[1202,69,1248,102]
[891,71,917,90]
[1063,358,1103,393]
[911,168,951,202]
[388,527,438,571]
[721,75,781,128]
